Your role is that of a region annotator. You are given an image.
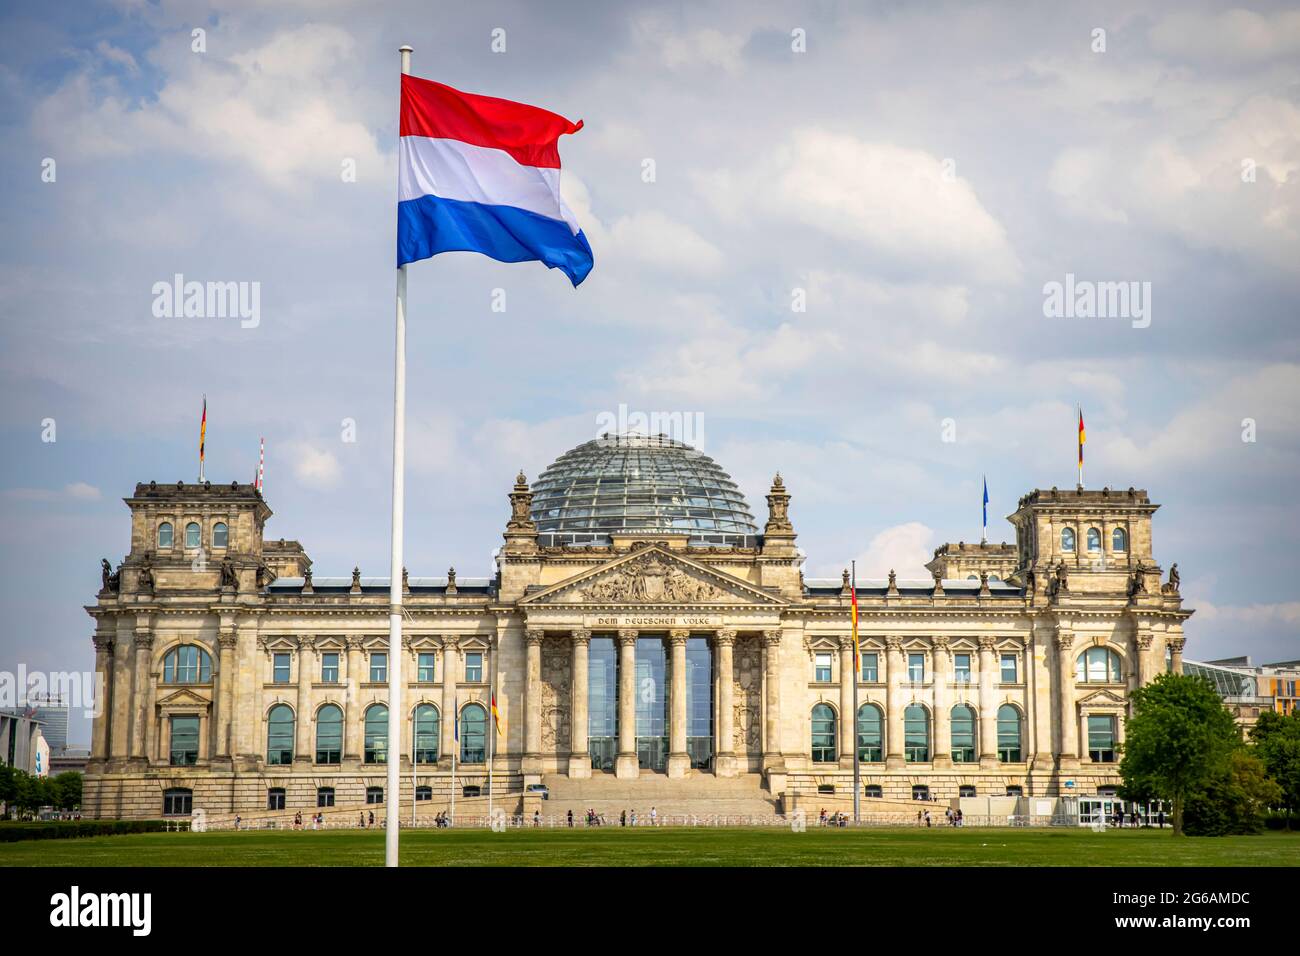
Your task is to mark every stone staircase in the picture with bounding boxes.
[536,772,780,824]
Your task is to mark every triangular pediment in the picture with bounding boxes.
[1077,688,1127,706]
[521,545,786,607]
[155,687,211,707]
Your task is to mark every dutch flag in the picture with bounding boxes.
[397,73,594,286]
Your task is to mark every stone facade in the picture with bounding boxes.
[83,473,1192,819]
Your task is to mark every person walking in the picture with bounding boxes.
[630,809,638,827]
[368,809,375,828]
[567,809,574,828]
[650,806,658,827]
[620,809,627,827]
[924,809,931,828]
[533,809,541,828]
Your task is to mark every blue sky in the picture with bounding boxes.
[1,0,1298,744]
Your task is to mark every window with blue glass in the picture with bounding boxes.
[320,652,339,683]
[414,704,439,763]
[997,704,1023,762]
[635,638,667,771]
[460,703,487,763]
[369,652,387,683]
[950,704,977,762]
[856,703,883,762]
[169,715,199,766]
[315,704,342,764]
[266,704,294,764]
[685,637,713,769]
[417,652,436,683]
[163,645,211,684]
[811,703,837,763]
[908,653,925,683]
[860,652,878,682]
[465,652,483,683]
[814,651,833,683]
[953,653,972,684]
[904,704,930,762]
[272,652,290,684]
[588,637,617,772]
[1000,652,1019,684]
[364,704,387,764]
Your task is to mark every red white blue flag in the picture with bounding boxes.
[397,74,593,285]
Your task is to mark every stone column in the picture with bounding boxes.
[128,623,154,763]
[294,636,314,764]
[885,637,905,768]
[215,630,237,761]
[615,629,638,779]
[1029,627,1054,771]
[1168,636,1185,675]
[714,630,737,777]
[89,634,114,767]
[439,636,460,766]
[838,636,856,767]
[667,630,690,778]
[762,630,784,769]
[344,636,364,763]
[1056,632,1078,766]
[978,636,998,768]
[109,618,133,763]
[568,629,591,778]
[523,628,544,773]
[1131,628,1153,713]
[932,637,952,768]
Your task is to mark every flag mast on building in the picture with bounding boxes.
[384,46,591,866]
[256,436,265,492]
[198,396,207,482]
[981,475,989,544]
[850,560,860,824]
[1077,408,1086,489]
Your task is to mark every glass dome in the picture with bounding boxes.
[530,434,759,545]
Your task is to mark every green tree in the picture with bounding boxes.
[1185,750,1283,835]
[1249,710,1300,827]
[1120,672,1239,835]
[51,772,82,811]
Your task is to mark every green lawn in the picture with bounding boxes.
[1,825,1296,867]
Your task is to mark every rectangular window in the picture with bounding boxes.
[417,652,436,683]
[953,653,971,684]
[370,652,387,683]
[860,652,878,683]
[465,652,483,683]
[317,787,335,808]
[1000,653,1019,684]
[272,652,291,684]
[267,788,285,811]
[163,789,192,816]
[321,652,339,683]
[908,653,925,683]
[1088,714,1117,763]
[814,652,833,683]
[169,715,199,766]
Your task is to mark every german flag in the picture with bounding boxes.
[1078,408,1086,466]
[850,565,860,671]
[490,692,502,735]
[200,396,207,464]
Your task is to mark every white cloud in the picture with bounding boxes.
[65,482,102,500]
[289,442,342,490]
[1149,8,1300,64]
[852,522,936,579]
[607,210,724,275]
[3,483,102,502]
[697,129,1022,283]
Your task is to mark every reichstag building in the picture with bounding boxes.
[84,434,1192,819]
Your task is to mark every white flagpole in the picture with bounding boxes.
[384,43,414,869]
[488,700,495,825]
[450,714,457,826]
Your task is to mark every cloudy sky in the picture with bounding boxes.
[1,0,1297,744]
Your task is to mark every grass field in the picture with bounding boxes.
[1,825,1296,867]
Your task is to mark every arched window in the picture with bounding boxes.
[158,522,174,548]
[856,703,883,762]
[315,705,342,764]
[266,704,294,765]
[1112,527,1127,552]
[1076,647,1123,683]
[185,521,201,549]
[950,704,977,762]
[364,704,388,764]
[997,704,1023,762]
[414,704,439,763]
[162,788,192,816]
[811,703,837,763]
[460,703,487,763]
[213,522,229,548]
[1087,528,1101,552]
[904,705,930,762]
[163,645,212,683]
[1061,528,1076,552]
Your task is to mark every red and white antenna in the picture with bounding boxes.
[257,436,265,492]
